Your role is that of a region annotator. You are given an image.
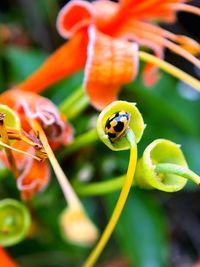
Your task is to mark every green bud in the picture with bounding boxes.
[96,101,145,151]
[0,199,31,246]
[135,139,188,192]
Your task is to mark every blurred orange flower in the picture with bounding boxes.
[18,0,199,110]
[0,88,73,200]
[0,247,19,267]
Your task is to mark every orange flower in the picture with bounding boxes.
[0,88,73,200]
[18,0,200,110]
[0,140,50,201]
[0,88,73,145]
[0,247,19,267]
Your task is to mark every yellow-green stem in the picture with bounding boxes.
[59,86,89,119]
[139,51,200,91]
[58,129,98,160]
[74,175,124,196]
[75,163,200,197]
[83,130,137,267]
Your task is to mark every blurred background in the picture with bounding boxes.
[0,0,200,266]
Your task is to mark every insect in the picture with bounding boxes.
[105,111,130,143]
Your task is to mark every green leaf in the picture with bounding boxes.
[125,72,200,137]
[105,189,168,267]
[4,46,47,82]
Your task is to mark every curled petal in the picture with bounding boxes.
[49,119,74,150]
[114,19,164,86]
[57,0,94,39]
[93,0,118,31]
[0,141,50,200]
[135,139,188,192]
[17,157,50,201]
[84,26,138,110]
[0,88,73,144]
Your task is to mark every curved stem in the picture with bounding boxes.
[74,176,124,196]
[32,120,82,209]
[155,163,200,186]
[75,163,200,197]
[139,51,200,92]
[59,86,89,119]
[58,129,98,160]
[65,95,89,120]
[83,129,137,267]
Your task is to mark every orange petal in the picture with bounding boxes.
[0,247,19,267]
[0,141,33,170]
[19,31,88,93]
[109,0,187,31]
[0,88,73,144]
[84,26,138,110]
[92,0,118,31]
[120,28,163,86]
[57,0,94,39]
[0,138,50,200]
[17,158,50,201]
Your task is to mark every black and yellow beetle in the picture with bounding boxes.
[105,111,130,143]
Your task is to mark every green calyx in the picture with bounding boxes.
[0,198,31,246]
[134,139,188,192]
[96,101,145,151]
[0,104,21,150]
[0,104,20,130]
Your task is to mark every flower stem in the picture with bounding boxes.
[58,128,98,159]
[74,175,124,197]
[76,163,200,198]
[139,51,200,92]
[32,120,82,209]
[59,86,89,119]
[83,129,137,267]
[155,163,200,186]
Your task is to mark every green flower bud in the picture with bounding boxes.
[135,139,188,192]
[0,104,20,130]
[0,199,31,246]
[96,101,145,151]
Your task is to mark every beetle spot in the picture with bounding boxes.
[113,121,124,132]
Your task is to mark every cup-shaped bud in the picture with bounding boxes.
[96,101,145,151]
[135,139,188,192]
[59,206,99,246]
[0,105,20,131]
[0,199,31,246]
[0,105,21,150]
